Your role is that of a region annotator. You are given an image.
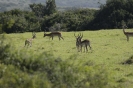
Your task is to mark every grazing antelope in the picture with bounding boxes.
[43,31,64,40]
[123,26,133,41]
[25,32,36,47]
[74,33,91,52]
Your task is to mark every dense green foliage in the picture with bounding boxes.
[0,8,96,33]
[91,0,133,29]
[0,0,133,32]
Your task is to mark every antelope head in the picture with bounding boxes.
[78,33,83,42]
[74,32,83,42]
[32,32,36,39]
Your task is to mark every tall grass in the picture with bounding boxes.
[0,29,133,88]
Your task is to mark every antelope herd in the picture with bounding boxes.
[24,25,133,52]
[24,30,91,52]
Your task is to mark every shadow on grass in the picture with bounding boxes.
[122,55,133,64]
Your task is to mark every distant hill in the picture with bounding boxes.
[0,0,106,12]
[0,0,31,12]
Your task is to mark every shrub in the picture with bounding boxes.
[0,34,111,88]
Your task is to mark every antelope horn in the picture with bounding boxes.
[81,32,83,38]
[74,32,78,38]
[32,31,36,35]
[78,33,82,37]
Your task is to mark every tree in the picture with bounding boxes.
[90,0,133,29]
[29,3,46,18]
[46,0,57,15]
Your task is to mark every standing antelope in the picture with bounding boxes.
[74,33,91,52]
[123,26,133,41]
[25,32,36,47]
[74,33,81,52]
[43,31,64,40]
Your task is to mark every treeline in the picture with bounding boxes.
[90,0,133,29]
[0,0,133,33]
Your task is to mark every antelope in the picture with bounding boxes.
[74,33,91,52]
[123,25,133,41]
[43,31,64,40]
[25,32,36,47]
[74,33,81,52]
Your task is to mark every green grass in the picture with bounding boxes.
[3,29,133,87]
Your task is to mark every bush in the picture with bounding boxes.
[0,35,111,88]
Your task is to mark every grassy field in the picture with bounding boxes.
[4,29,133,87]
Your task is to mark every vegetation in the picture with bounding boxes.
[1,0,133,33]
[0,0,105,11]
[1,0,133,87]
[91,0,133,29]
[0,33,108,88]
[1,29,133,88]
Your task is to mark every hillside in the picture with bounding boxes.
[0,0,106,12]
[0,0,31,11]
